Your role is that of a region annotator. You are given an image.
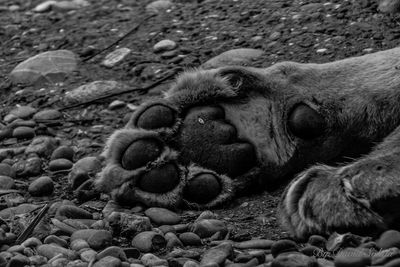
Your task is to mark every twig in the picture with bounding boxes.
[16,203,50,244]
[82,14,156,62]
[59,68,179,111]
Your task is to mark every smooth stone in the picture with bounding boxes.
[44,235,68,247]
[372,247,400,265]
[12,126,35,139]
[385,258,400,266]
[145,0,173,14]
[49,158,73,172]
[201,48,265,69]
[68,156,102,189]
[64,80,129,105]
[93,256,121,267]
[379,0,400,13]
[334,248,371,267]
[97,246,127,261]
[25,136,59,157]
[153,39,177,53]
[179,232,202,246]
[0,176,14,189]
[191,219,227,238]
[0,163,16,178]
[37,244,77,260]
[145,207,181,225]
[108,100,125,110]
[0,204,39,220]
[377,230,400,249]
[71,230,112,250]
[10,50,78,86]
[33,109,62,121]
[21,237,42,248]
[271,240,298,257]
[272,252,318,267]
[70,239,90,251]
[7,254,30,267]
[51,146,75,161]
[28,176,54,196]
[200,242,233,266]
[9,106,37,119]
[13,157,43,177]
[28,255,47,265]
[80,249,97,262]
[102,48,131,68]
[140,253,168,266]
[131,231,166,253]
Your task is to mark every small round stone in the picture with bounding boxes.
[377,230,400,249]
[144,207,181,225]
[179,232,202,246]
[97,246,127,261]
[334,248,371,267]
[44,235,68,247]
[51,146,75,161]
[21,237,42,248]
[12,126,35,139]
[308,235,327,249]
[131,231,166,253]
[153,39,177,53]
[10,106,37,119]
[93,255,121,267]
[48,158,73,172]
[191,219,228,238]
[0,176,14,190]
[0,163,15,178]
[33,109,62,121]
[70,239,90,251]
[56,205,93,220]
[71,230,112,250]
[28,176,54,196]
[271,240,298,257]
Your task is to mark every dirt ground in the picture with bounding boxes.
[1,0,400,242]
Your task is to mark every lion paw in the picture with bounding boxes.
[95,100,258,208]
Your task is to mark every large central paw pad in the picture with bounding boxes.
[96,101,258,208]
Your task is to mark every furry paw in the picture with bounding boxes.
[279,155,400,239]
[95,100,258,208]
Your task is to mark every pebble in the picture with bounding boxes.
[33,1,56,12]
[145,207,181,225]
[21,237,42,248]
[51,146,75,161]
[80,248,97,262]
[201,48,265,69]
[25,136,59,158]
[379,0,400,13]
[49,158,73,172]
[37,244,77,260]
[272,252,318,267]
[33,109,62,121]
[165,232,183,249]
[9,50,78,86]
[0,176,14,189]
[28,176,54,196]
[0,204,39,220]
[102,48,131,68]
[200,242,233,266]
[153,39,177,53]
[0,163,16,178]
[108,100,126,110]
[146,0,173,14]
[377,230,400,249]
[131,231,166,253]
[93,255,121,267]
[141,253,168,266]
[68,156,102,189]
[64,80,129,105]
[334,248,371,267]
[97,246,127,261]
[271,240,298,257]
[71,229,112,250]
[371,247,400,265]
[14,157,43,177]
[70,239,90,251]
[191,219,227,238]
[179,232,202,247]
[8,254,30,267]
[9,106,37,119]
[12,126,35,139]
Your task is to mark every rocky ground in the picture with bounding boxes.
[1,0,400,266]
